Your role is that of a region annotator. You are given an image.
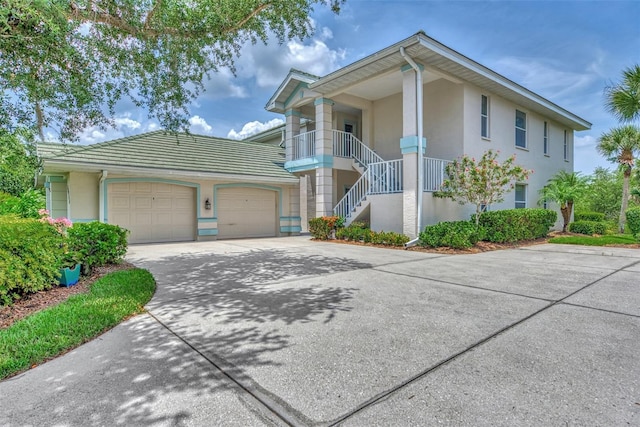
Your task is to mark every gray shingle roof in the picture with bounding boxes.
[38,131,295,181]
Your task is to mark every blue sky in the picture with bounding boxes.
[75,0,640,175]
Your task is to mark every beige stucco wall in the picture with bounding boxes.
[423,79,464,161]
[68,172,100,222]
[371,92,403,160]
[422,193,473,226]
[369,193,403,233]
[333,170,360,206]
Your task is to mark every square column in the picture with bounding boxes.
[314,98,334,217]
[285,109,301,162]
[400,67,426,238]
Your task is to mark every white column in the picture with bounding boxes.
[285,109,301,162]
[315,98,334,217]
[401,69,419,238]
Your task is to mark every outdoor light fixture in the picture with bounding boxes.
[204,198,211,210]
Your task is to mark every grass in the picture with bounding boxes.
[0,268,155,380]
[548,234,638,246]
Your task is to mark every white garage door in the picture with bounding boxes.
[108,182,196,244]
[217,187,277,239]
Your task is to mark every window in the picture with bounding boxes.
[515,110,527,148]
[563,130,568,161]
[481,95,489,138]
[543,121,549,155]
[515,184,527,209]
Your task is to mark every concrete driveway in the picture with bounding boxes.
[1,237,639,426]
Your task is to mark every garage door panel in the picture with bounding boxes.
[217,187,277,239]
[108,182,195,244]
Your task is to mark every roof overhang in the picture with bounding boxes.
[265,69,320,114]
[305,31,591,131]
[40,159,300,185]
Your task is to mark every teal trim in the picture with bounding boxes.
[314,98,334,106]
[198,228,218,236]
[279,216,302,221]
[280,226,302,233]
[198,217,217,223]
[71,218,97,223]
[400,136,427,154]
[103,178,201,223]
[284,155,333,172]
[401,63,425,72]
[44,182,51,188]
[284,109,302,117]
[48,175,66,182]
[284,82,309,108]
[213,183,284,218]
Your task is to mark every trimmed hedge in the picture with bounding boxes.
[335,222,409,246]
[419,220,482,249]
[0,217,64,305]
[574,212,606,222]
[569,220,607,236]
[478,208,557,243]
[67,222,128,273]
[625,207,640,238]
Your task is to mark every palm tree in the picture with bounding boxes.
[597,126,640,233]
[605,65,640,123]
[539,171,588,232]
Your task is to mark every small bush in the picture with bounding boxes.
[308,216,345,240]
[625,207,640,238]
[0,217,64,305]
[478,208,557,243]
[574,212,606,222]
[568,220,607,236]
[369,231,410,246]
[335,222,370,241]
[67,222,129,273]
[419,221,482,249]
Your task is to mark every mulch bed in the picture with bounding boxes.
[0,262,134,330]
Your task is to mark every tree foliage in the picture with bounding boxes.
[597,125,640,232]
[538,171,588,232]
[435,149,532,225]
[605,64,640,124]
[0,129,40,196]
[0,0,344,141]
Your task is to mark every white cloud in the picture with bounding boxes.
[227,118,284,140]
[201,68,249,99]
[189,115,214,134]
[114,117,141,130]
[575,134,597,149]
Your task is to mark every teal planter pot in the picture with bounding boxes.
[59,263,81,287]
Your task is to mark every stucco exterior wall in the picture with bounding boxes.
[371,92,403,160]
[422,193,473,226]
[369,193,403,233]
[423,79,464,161]
[68,172,100,222]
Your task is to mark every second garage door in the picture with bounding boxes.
[217,187,277,239]
[108,181,196,244]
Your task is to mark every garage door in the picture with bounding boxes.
[217,187,277,239]
[108,182,196,244]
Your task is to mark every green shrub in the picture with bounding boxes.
[0,217,64,305]
[624,207,640,238]
[574,211,606,222]
[419,221,482,249]
[309,217,332,240]
[335,221,370,241]
[368,230,410,246]
[67,222,129,273]
[568,220,607,236]
[478,208,557,243]
[0,189,45,219]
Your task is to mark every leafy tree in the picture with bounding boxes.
[574,167,624,219]
[605,64,640,123]
[0,0,343,141]
[538,171,588,232]
[0,129,40,196]
[597,125,640,232]
[435,149,532,226]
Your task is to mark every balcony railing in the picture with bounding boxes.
[292,131,316,160]
[333,130,383,167]
[368,159,403,195]
[423,157,452,192]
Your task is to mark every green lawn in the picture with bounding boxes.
[0,268,155,380]
[548,234,638,246]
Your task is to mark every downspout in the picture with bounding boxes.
[98,170,107,222]
[400,47,424,248]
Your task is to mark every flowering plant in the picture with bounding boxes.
[38,209,73,235]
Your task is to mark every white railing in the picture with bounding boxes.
[368,159,403,194]
[292,131,316,160]
[423,157,452,192]
[332,130,383,168]
[334,172,369,219]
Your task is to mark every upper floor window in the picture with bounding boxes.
[481,95,490,138]
[543,121,549,155]
[515,184,527,209]
[515,110,527,148]
[563,130,568,161]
